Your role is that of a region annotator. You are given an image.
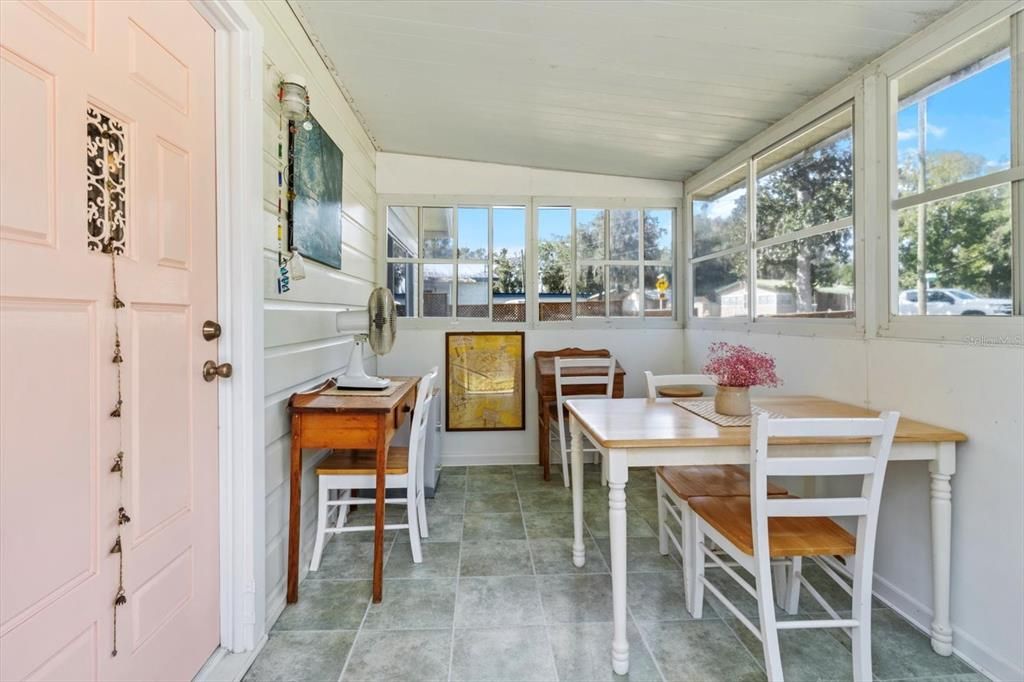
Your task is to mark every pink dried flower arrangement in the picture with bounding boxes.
[702,342,782,389]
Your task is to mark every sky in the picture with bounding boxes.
[896,57,1011,172]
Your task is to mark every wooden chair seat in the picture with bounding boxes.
[688,495,856,558]
[657,465,788,500]
[316,447,410,476]
[655,386,704,398]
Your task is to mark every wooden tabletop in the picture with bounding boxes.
[565,396,967,449]
[289,376,418,413]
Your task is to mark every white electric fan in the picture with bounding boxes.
[335,287,397,390]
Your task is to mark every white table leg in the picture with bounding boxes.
[607,449,630,676]
[929,443,956,656]
[570,414,586,567]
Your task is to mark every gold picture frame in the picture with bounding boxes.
[445,332,525,431]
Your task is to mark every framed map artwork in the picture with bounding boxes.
[445,332,525,431]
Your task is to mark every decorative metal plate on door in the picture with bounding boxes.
[86,105,127,254]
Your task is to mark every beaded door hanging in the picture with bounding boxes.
[88,105,131,656]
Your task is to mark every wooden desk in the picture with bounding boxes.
[533,348,625,480]
[564,396,967,675]
[287,377,418,604]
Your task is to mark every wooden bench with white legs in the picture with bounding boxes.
[688,411,900,682]
[309,367,438,570]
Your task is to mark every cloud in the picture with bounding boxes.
[897,124,948,142]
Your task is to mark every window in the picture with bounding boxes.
[385,204,526,321]
[892,19,1016,317]
[537,206,675,321]
[690,106,855,321]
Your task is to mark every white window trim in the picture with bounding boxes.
[685,99,862,336]
[378,195,683,330]
[683,0,1024,347]
[379,194,531,330]
[878,6,1024,342]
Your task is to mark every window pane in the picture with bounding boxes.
[756,109,853,241]
[576,209,605,260]
[896,184,1011,316]
[693,253,748,318]
[457,264,488,318]
[538,207,572,321]
[644,266,672,317]
[493,207,526,322]
[692,167,747,257]
[387,206,418,258]
[755,228,854,318]
[576,265,605,317]
[609,209,639,260]
[423,264,453,317]
[897,26,1010,198]
[608,265,640,317]
[387,262,416,317]
[421,207,454,258]
[457,207,488,259]
[644,209,673,261]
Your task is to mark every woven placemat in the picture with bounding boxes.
[672,398,787,427]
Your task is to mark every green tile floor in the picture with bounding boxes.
[243,465,985,682]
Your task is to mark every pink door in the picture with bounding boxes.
[0,1,219,679]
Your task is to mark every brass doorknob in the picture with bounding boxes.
[202,360,233,382]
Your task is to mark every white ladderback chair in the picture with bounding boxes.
[642,371,716,399]
[553,356,616,487]
[309,367,438,570]
[648,370,791,613]
[688,411,899,682]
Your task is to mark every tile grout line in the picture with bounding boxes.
[516,469,562,682]
[336,497,402,682]
[445,469,468,682]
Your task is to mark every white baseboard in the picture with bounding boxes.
[872,573,1021,682]
[440,451,600,467]
[441,451,538,466]
[194,635,267,682]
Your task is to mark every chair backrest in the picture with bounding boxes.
[748,412,899,563]
[408,367,438,485]
[554,357,615,452]
[554,356,616,406]
[643,371,716,399]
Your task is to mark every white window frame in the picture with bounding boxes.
[683,1,1023,347]
[877,8,1024,342]
[379,195,531,330]
[685,95,865,339]
[534,198,680,329]
[378,195,683,330]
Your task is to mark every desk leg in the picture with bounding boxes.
[570,415,586,567]
[372,415,387,603]
[607,449,629,676]
[539,401,550,481]
[286,414,302,604]
[929,443,956,656]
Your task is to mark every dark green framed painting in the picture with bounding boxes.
[288,114,343,269]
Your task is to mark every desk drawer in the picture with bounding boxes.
[299,413,378,449]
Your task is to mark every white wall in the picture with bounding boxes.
[683,264,1024,681]
[250,0,378,632]
[376,153,685,464]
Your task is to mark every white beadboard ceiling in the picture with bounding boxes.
[293,0,961,181]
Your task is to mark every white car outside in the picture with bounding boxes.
[898,288,1012,316]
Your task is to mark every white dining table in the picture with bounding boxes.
[564,395,966,676]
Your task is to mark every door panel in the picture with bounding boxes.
[0,1,218,679]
